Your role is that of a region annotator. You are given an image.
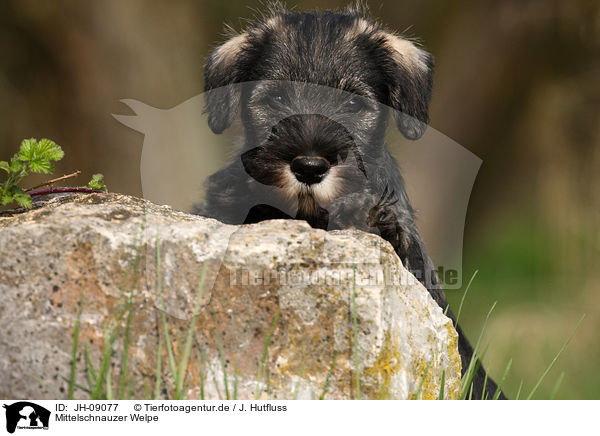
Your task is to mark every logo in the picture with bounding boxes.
[113,84,482,291]
[2,402,50,434]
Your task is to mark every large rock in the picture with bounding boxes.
[0,193,460,399]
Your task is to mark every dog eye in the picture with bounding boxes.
[343,98,366,113]
[264,93,285,108]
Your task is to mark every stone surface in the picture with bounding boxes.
[0,193,461,399]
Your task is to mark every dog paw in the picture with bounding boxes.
[325,191,374,232]
[366,186,399,228]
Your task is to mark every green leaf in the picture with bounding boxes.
[37,138,64,161]
[28,157,54,174]
[1,192,14,205]
[13,192,32,208]
[18,138,38,161]
[2,137,64,207]
[9,157,24,173]
[87,173,107,191]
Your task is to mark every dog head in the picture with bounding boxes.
[203,8,433,215]
[204,8,433,138]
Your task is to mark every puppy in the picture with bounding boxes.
[196,6,505,400]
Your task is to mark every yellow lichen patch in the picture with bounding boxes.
[407,322,462,400]
[409,357,438,400]
[363,332,402,399]
[443,323,462,399]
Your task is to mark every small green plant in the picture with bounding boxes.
[87,173,107,191]
[0,138,64,207]
[1,137,108,208]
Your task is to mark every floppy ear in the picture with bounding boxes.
[380,32,434,140]
[203,32,250,134]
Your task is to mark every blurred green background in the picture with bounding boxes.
[0,0,598,399]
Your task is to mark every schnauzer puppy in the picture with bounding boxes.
[196,7,504,400]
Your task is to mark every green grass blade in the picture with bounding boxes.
[84,342,97,389]
[481,352,490,399]
[515,379,523,400]
[460,353,483,400]
[142,380,151,400]
[155,233,178,396]
[482,376,489,399]
[198,347,207,400]
[69,297,83,400]
[549,372,565,400]
[211,308,230,400]
[255,308,281,399]
[352,265,361,400]
[92,325,114,399]
[127,374,134,399]
[492,358,512,400]
[60,375,91,394]
[460,301,496,397]
[106,361,113,400]
[460,345,488,400]
[154,337,163,400]
[413,360,432,400]
[455,270,478,326]
[525,314,585,400]
[233,369,239,400]
[175,266,207,398]
[29,372,62,398]
[414,374,427,400]
[115,213,144,400]
[118,294,133,400]
[438,370,446,400]
[292,366,306,400]
[319,349,338,400]
[211,368,223,400]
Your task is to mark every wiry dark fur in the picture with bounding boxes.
[196,7,505,400]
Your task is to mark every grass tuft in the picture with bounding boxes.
[352,265,361,400]
[211,307,230,400]
[68,296,83,400]
[460,301,496,399]
[319,349,338,400]
[255,308,281,399]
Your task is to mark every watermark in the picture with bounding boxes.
[225,264,460,289]
[114,81,481,292]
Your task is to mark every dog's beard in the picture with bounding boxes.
[279,165,342,207]
[275,165,339,227]
[277,162,367,221]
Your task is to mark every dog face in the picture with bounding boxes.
[239,84,373,210]
[203,9,433,218]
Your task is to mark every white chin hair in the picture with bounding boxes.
[281,166,340,205]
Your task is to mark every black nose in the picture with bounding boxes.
[290,156,330,185]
